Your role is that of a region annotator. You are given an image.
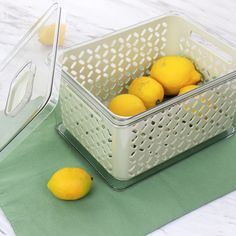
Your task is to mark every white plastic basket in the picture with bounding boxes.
[59,13,236,181]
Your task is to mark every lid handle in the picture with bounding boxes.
[5,61,36,117]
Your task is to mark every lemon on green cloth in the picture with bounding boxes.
[47,168,93,201]
[109,94,146,117]
[128,76,164,108]
[151,56,201,96]
[178,85,199,95]
[39,23,66,46]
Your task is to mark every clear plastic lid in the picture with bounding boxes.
[0,4,62,154]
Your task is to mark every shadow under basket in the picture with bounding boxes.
[57,13,236,190]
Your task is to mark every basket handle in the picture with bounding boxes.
[5,61,36,117]
[190,31,233,64]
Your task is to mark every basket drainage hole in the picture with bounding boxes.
[131,152,135,156]
[189,124,193,128]
[141,133,146,137]
[164,144,168,147]
[151,121,156,125]
[132,129,138,134]
[76,122,79,125]
[86,131,89,135]
[133,145,137,149]
[219,109,223,113]
[90,114,94,118]
[182,120,186,124]
[158,125,163,128]
[108,138,112,143]
[149,136,153,140]
[132,136,138,142]
[139,148,144,152]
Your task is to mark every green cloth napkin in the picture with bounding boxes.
[1,112,236,236]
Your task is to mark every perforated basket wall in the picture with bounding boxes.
[60,14,236,180]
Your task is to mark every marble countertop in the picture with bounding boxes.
[1,0,236,235]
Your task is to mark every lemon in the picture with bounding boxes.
[47,168,93,201]
[109,94,146,117]
[128,77,164,108]
[151,56,201,96]
[178,85,199,95]
[39,23,66,46]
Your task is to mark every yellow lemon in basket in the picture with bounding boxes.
[151,56,201,96]
[178,85,199,95]
[39,23,66,46]
[109,94,146,117]
[128,76,164,108]
[47,168,93,200]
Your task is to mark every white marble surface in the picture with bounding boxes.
[1,0,236,235]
